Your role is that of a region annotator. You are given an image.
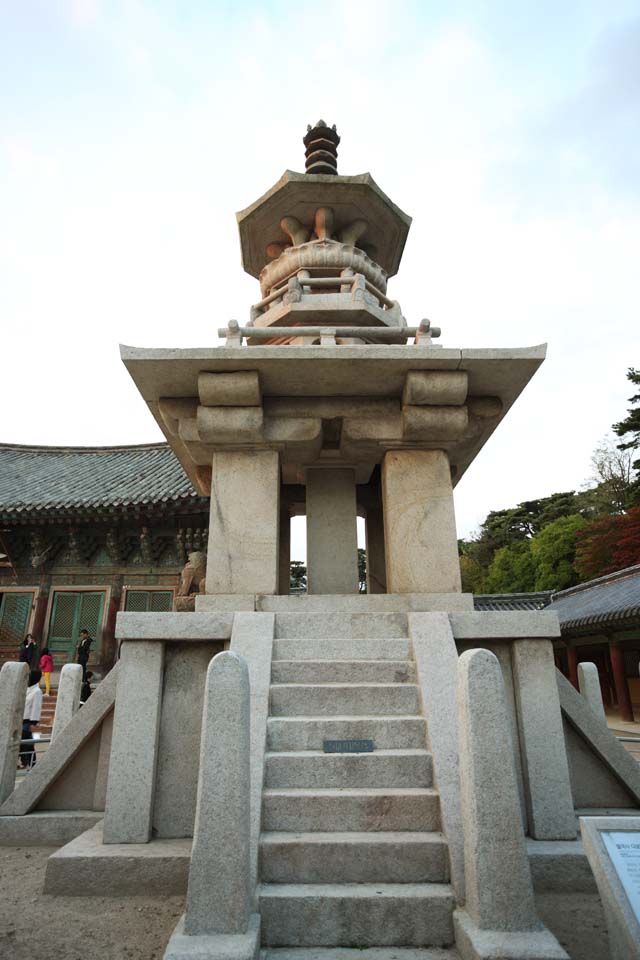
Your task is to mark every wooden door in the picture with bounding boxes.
[47,591,105,664]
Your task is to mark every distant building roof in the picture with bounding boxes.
[0,442,207,521]
[547,565,640,635]
[473,592,553,612]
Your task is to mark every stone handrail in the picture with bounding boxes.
[219,318,442,346]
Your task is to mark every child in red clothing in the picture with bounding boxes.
[39,648,53,696]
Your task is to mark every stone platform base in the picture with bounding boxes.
[44,821,191,895]
[42,823,597,899]
[0,810,102,846]
[164,913,261,960]
[526,839,596,893]
[195,593,474,614]
[453,910,568,960]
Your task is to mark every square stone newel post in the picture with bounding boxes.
[51,663,82,741]
[164,650,260,960]
[0,661,28,805]
[453,648,568,960]
[382,449,461,594]
[206,450,280,596]
[306,467,359,594]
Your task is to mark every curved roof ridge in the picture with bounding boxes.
[0,441,171,455]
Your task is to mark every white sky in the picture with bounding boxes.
[2,1,639,560]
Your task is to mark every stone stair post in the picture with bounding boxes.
[453,647,568,960]
[578,661,607,725]
[51,664,83,741]
[0,662,28,804]
[164,650,260,960]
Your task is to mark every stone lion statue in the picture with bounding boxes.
[174,551,207,611]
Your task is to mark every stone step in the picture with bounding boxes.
[265,948,461,960]
[262,787,440,833]
[274,613,408,641]
[273,638,411,662]
[265,750,432,789]
[258,883,454,947]
[270,684,419,717]
[267,716,426,752]
[272,660,416,685]
[259,831,448,883]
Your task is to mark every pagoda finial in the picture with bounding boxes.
[303,120,340,175]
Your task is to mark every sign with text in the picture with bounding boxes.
[602,831,640,923]
[323,739,374,753]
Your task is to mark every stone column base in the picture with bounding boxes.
[454,910,568,960]
[164,913,260,960]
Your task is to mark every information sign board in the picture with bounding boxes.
[602,831,640,923]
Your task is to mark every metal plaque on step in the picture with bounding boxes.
[323,739,374,753]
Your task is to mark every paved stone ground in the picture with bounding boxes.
[0,847,610,960]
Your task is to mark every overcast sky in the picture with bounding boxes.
[2,1,639,558]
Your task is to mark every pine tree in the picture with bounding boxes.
[614,368,640,472]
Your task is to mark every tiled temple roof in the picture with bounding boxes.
[473,592,553,612]
[0,442,207,521]
[547,565,640,634]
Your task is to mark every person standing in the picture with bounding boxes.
[19,634,36,666]
[39,647,54,696]
[21,669,43,769]
[76,629,92,681]
[80,670,94,705]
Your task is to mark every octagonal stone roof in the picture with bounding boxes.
[236,170,412,280]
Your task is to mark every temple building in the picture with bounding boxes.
[0,442,208,672]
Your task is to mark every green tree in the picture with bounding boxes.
[289,560,307,591]
[483,540,536,594]
[614,368,640,468]
[358,548,367,593]
[530,514,586,591]
[459,541,485,593]
[613,368,640,504]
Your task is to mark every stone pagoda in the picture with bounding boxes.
[122,119,544,605]
[3,122,639,960]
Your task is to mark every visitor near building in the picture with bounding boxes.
[21,669,43,769]
[76,629,92,680]
[19,633,36,665]
[80,670,94,704]
[39,647,53,695]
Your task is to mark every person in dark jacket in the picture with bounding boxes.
[80,671,94,705]
[19,634,36,666]
[76,629,92,681]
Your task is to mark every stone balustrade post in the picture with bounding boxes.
[104,640,164,844]
[578,662,607,725]
[453,648,568,960]
[51,663,83,741]
[164,650,260,960]
[185,650,251,935]
[0,662,28,804]
[511,639,576,840]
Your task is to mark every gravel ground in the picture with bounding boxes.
[0,847,184,960]
[0,846,610,960]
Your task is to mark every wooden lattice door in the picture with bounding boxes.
[47,591,105,664]
[0,592,35,660]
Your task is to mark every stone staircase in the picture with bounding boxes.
[39,689,58,736]
[258,631,457,952]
